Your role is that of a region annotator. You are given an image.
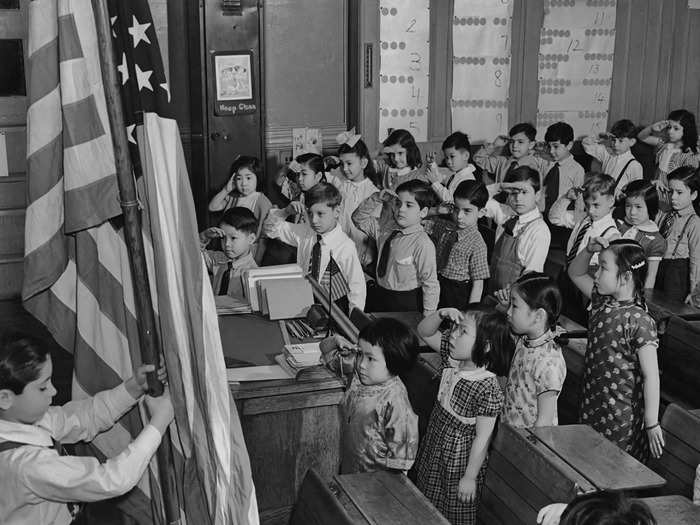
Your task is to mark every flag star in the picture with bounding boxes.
[160,82,171,102]
[126,124,136,144]
[117,53,129,85]
[110,16,118,38]
[128,15,151,48]
[134,63,153,91]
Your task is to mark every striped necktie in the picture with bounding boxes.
[659,212,677,238]
[309,235,322,281]
[567,219,592,265]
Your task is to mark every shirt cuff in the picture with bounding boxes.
[110,383,141,415]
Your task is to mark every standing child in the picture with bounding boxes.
[264,182,366,312]
[616,180,666,289]
[485,166,551,293]
[638,109,699,189]
[0,332,174,525]
[414,306,512,524]
[328,130,380,267]
[353,180,440,314]
[542,122,585,220]
[320,318,419,474]
[199,207,258,298]
[655,166,700,303]
[502,273,567,428]
[568,238,664,461]
[376,129,428,190]
[208,155,273,263]
[582,119,643,198]
[425,132,478,203]
[431,181,490,308]
[474,123,550,186]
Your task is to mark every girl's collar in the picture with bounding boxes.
[523,330,554,348]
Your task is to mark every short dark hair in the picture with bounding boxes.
[442,131,471,152]
[358,317,418,376]
[511,272,562,331]
[504,165,540,192]
[560,491,656,525]
[544,122,574,145]
[395,179,438,210]
[583,173,616,199]
[296,153,325,174]
[305,181,342,209]
[620,179,659,220]
[606,239,648,308]
[0,332,50,394]
[383,129,422,169]
[453,180,488,209]
[509,122,537,141]
[219,207,258,235]
[667,165,700,214]
[609,119,638,139]
[463,306,515,377]
[667,109,698,154]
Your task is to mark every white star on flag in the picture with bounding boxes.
[126,124,137,144]
[117,53,129,85]
[160,82,171,102]
[134,63,153,92]
[127,15,151,48]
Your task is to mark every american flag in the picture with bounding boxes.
[23,0,257,523]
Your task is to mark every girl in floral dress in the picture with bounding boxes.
[568,237,664,461]
[501,272,567,428]
[415,306,514,525]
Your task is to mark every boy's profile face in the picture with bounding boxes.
[453,197,481,229]
[307,202,340,235]
[0,356,56,424]
[219,223,255,260]
[508,132,534,159]
[393,191,428,228]
[585,192,615,221]
[297,165,322,192]
[547,140,572,162]
[443,146,470,174]
[610,136,635,155]
[504,181,539,215]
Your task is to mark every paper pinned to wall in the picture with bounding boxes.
[292,127,322,157]
[451,0,514,143]
[378,0,430,142]
[536,0,617,138]
[0,132,8,177]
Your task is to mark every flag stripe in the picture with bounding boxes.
[62,97,105,148]
[27,87,62,156]
[27,39,59,103]
[27,0,58,56]
[57,14,84,60]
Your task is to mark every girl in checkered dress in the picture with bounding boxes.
[415,306,514,525]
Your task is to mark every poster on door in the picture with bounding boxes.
[378,0,430,143]
[535,0,617,138]
[451,0,514,143]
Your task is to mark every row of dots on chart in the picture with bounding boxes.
[544,0,616,6]
[380,75,417,84]
[380,108,426,117]
[453,57,510,66]
[537,112,567,125]
[540,79,572,86]
[451,99,508,108]
[453,17,509,26]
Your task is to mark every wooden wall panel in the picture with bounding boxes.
[610,0,700,127]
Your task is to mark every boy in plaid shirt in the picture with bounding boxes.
[431,181,490,308]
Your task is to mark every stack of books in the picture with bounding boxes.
[214,294,252,315]
[283,342,322,370]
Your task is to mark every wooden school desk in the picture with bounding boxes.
[637,495,700,525]
[645,288,700,331]
[220,314,346,524]
[527,425,666,491]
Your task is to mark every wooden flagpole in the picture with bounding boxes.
[90,1,181,523]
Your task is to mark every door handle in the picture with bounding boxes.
[210,132,221,141]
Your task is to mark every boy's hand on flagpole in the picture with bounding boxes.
[145,387,175,434]
[126,363,167,398]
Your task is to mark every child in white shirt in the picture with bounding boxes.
[425,131,477,203]
[0,332,173,525]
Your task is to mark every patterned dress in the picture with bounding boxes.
[415,334,504,525]
[341,375,419,474]
[579,290,659,462]
[502,331,567,428]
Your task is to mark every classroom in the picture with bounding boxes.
[1,1,700,524]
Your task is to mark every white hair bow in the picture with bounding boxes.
[336,127,362,148]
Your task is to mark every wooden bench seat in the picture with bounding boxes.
[637,495,700,525]
[658,317,700,409]
[289,469,354,525]
[646,404,700,499]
